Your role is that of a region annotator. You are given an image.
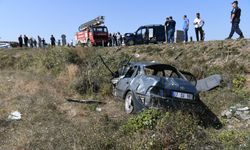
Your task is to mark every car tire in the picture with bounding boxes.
[125,91,134,114]
[112,86,117,96]
[87,40,92,47]
[128,40,134,46]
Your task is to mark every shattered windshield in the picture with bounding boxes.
[144,65,180,78]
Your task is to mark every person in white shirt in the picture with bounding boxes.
[193,13,205,41]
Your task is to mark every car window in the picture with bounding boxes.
[155,71,165,77]
[148,28,154,38]
[144,66,181,78]
[125,66,138,78]
[136,29,142,35]
[134,66,140,77]
[163,70,173,77]
[142,28,147,38]
[144,67,154,76]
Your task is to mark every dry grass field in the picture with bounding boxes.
[0,40,250,149]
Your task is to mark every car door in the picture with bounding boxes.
[135,27,145,44]
[116,65,139,98]
[154,26,166,43]
[148,28,155,43]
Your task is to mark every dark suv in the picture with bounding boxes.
[124,25,166,46]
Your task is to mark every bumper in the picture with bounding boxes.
[138,93,198,110]
[94,40,108,46]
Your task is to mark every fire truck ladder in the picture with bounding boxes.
[78,16,105,31]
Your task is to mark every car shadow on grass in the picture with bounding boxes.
[193,99,223,130]
[160,99,223,130]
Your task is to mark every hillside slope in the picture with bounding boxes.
[0,40,250,149]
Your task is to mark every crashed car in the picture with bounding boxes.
[111,61,221,114]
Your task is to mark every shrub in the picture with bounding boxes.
[216,130,249,149]
[0,54,15,69]
[232,75,249,98]
[122,109,162,134]
[72,76,100,95]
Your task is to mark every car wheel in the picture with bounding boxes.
[128,40,134,46]
[87,40,92,47]
[112,86,117,96]
[125,91,134,114]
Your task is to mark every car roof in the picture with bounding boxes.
[129,62,177,70]
[92,26,107,28]
[129,61,158,66]
[140,24,164,28]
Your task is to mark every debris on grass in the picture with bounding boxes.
[222,104,250,120]
[96,107,102,112]
[66,98,106,105]
[7,111,22,120]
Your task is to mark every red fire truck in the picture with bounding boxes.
[75,16,109,46]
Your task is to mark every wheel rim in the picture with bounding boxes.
[125,93,134,114]
[128,40,134,46]
[87,40,92,47]
[112,87,117,96]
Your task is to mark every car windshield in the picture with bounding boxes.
[144,64,181,78]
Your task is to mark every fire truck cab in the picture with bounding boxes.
[75,16,109,47]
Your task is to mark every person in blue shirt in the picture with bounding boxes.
[226,1,244,40]
[168,16,176,43]
[183,15,189,43]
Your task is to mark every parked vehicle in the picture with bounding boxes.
[123,25,166,46]
[75,16,109,46]
[0,42,11,48]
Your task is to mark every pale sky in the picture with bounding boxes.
[0,0,249,42]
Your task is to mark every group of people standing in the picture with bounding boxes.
[165,13,205,43]
[165,1,244,43]
[18,35,46,48]
[108,32,123,46]
[18,34,69,48]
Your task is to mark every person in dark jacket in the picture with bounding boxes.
[38,36,42,48]
[18,35,23,47]
[23,35,29,47]
[164,17,170,43]
[226,1,244,40]
[42,38,46,48]
[29,37,34,48]
[168,16,176,43]
[50,35,56,46]
[33,39,37,48]
[113,33,117,46]
[108,33,113,47]
[61,34,67,46]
